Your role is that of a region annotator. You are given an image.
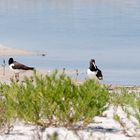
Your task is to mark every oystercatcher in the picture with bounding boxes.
[87,59,103,80]
[8,57,34,79]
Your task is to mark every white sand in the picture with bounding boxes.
[0,106,139,140]
[0,68,139,140]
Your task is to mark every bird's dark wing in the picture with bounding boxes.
[96,68,103,80]
[12,61,34,70]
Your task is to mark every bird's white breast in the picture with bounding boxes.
[9,64,14,70]
[9,64,22,73]
[87,69,97,79]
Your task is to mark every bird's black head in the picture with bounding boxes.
[96,69,103,80]
[8,58,14,65]
[90,59,95,65]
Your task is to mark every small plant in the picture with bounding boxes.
[0,84,14,133]
[113,114,126,129]
[0,70,109,130]
[47,132,59,140]
[110,87,140,136]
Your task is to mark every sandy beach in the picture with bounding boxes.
[0,101,139,140]
[0,45,140,140]
[0,0,140,138]
[0,67,139,140]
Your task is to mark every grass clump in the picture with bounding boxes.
[110,88,140,125]
[0,71,109,130]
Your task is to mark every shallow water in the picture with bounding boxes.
[0,0,140,85]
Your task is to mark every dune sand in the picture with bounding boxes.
[0,68,139,140]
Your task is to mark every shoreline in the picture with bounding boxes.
[0,67,140,88]
[0,44,139,87]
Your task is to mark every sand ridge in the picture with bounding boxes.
[0,44,35,56]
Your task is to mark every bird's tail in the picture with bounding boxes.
[24,67,35,70]
[28,67,34,70]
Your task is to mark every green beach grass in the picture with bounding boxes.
[0,70,140,137]
[110,87,140,129]
[0,70,109,132]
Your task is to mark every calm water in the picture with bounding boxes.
[0,0,140,85]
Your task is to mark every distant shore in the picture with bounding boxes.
[0,44,36,56]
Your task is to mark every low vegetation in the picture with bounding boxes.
[110,88,140,134]
[0,70,109,132]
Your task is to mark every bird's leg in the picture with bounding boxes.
[15,73,19,82]
[10,75,14,82]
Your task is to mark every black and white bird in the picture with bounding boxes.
[87,59,103,80]
[8,57,34,79]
